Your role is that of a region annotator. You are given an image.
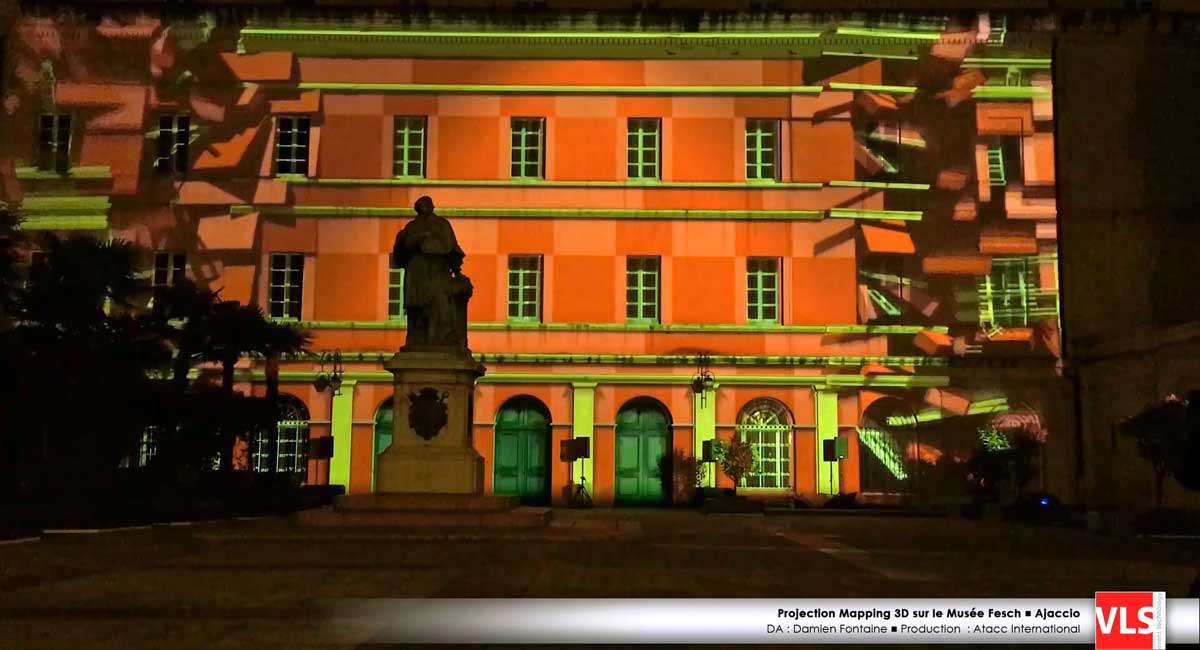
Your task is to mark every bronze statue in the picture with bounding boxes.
[391,196,472,349]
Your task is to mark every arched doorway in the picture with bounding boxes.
[614,397,671,505]
[858,396,915,494]
[493,396,552,504]
[374,395,394,454]
[736,398,793,489]
[251,394,310,475]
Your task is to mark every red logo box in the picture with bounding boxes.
[1095,591,1165,650]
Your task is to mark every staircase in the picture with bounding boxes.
[294,493,552,528]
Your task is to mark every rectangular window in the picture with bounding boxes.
[274,116,310,176]
[155,114,190,174]
[139,426,160,468]
[274,420,309,474]
[746,257,780,324]
[506,255,543,322]
[38,113,71,173]
[509,118,545,179]
[152,252,187,288]
[626,118,661,180]
[625,256,660,323]
[387,267,406,323]
[251,420,309,474]
[745,119,779,182]
[393,116,426,178]
[268,253,304,320]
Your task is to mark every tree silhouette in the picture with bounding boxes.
[1120,395,1189,509]
[2,234,169,488]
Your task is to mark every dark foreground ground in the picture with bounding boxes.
[1,509,1196,649]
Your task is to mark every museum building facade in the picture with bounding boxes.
[1,10,1069,506]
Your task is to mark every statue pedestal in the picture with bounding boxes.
[375,348,486,494]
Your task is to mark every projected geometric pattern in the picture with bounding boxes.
[3,11,1062,504]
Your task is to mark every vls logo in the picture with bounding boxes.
[1094,591,1165,649]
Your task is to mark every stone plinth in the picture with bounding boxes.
[295,493,551,529]
[375,348,485,494]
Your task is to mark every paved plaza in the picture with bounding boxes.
[1,510,1197,648]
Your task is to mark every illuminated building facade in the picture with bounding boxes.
[2,11,1068,506]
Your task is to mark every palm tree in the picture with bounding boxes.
[150,279,220,395]
[9,234,166,478]
[205,300,263,395]
[0,205,23,327]
[20,234,148,335]
[256,319,312,473]
[203,300,267,471]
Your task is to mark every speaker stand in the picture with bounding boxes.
[570,467,593,509]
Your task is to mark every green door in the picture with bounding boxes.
[493,398,551,504]
[614,402,669,505]
[372,398,394,492]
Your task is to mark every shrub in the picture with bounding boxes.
[712,435,759,496]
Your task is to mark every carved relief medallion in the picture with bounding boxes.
[408,387,450,441]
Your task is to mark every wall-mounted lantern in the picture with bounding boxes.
[691,354,716,407]
[313,349,344,396]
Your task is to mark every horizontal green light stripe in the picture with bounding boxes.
[834,27,942,41]
[255,370,950,388]
[885,408,945,426]
[15,166,112,180]
[20,196,112,215]
[283,177,824,190]
[18,215,109,231]
[829,208,922,221]
[235,205,824,220]
[961,57,1052,68]
[828,180,930,190]
[885,397,1011,427]
[972,86,1051,100]
[290,82,825,95]
[478,353,944,367]
[822,50,919,61]
[284,350,947,367]
[239,29,830,59]
[828,82,917,94]
[295,320,948,335]
[243,28,825,41]
[236,205,935,222]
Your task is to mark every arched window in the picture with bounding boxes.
[252,394,310,474]
[736,398,792,489]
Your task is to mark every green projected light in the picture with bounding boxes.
[856,428,908,481]
[884,398,1010,427]
[978,257,1059,331]
[867,289,901,317]
[833,27,941,41]
[986,146,1006,187]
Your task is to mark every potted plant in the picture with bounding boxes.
[702,436,764,514]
